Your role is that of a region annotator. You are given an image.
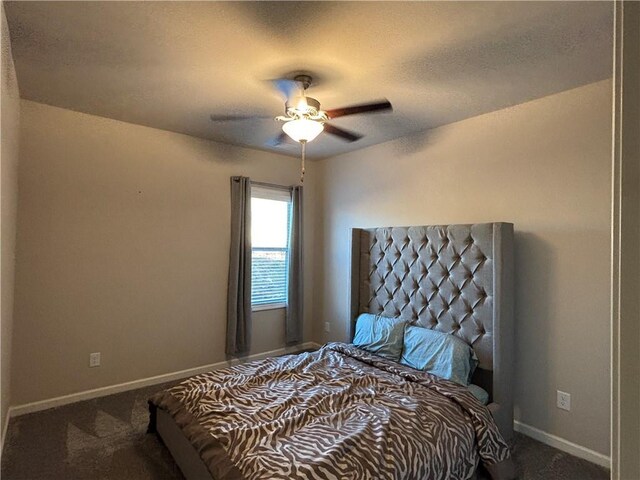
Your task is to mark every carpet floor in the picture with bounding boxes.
[1,382,610,480]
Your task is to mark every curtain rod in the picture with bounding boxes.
[251,181,292,192]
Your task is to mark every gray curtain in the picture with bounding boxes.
[286,186,303,345]
[226,176,252,355]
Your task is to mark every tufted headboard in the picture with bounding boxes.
[349,223,514,442]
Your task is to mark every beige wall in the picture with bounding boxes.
[11,100,317,406]
[1,3,20,439]
[314,80,612,455]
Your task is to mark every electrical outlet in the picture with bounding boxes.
[89,352,101,368]
[557,390,571,411]
[324,322,331,334]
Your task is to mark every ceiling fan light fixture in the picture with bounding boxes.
[282,118,324,143]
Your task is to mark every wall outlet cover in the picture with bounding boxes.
[324,322,331,333]
[89,352,101,367]
[557,390,571,411]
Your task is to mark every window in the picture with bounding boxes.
[251,185,291,310]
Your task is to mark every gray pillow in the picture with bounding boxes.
[400,325,478,386]
[352,313,406,362]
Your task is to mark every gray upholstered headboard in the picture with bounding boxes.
[349,223,514,442]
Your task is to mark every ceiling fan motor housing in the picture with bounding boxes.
[286,96,321,117]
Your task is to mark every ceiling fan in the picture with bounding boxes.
[210,74,393,181]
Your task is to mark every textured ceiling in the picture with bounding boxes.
[5,1,613,159]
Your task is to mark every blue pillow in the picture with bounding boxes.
[352,313,406,362]
[400,325,478,386]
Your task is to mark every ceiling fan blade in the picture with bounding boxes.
[210,114,271,122]
[270,78,303,101]
[265,131,290,147]
[325,100,393,119]
[324,124,363,142]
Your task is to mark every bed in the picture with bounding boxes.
[149,223,515,480]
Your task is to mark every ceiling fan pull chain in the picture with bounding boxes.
[300,140,306,184]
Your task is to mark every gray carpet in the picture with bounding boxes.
[1,382,610,480]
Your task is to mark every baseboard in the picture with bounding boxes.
[514,420,610,469]
[0,408,10,458]
[10,342,322,418]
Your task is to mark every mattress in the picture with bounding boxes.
[149,343,514,480]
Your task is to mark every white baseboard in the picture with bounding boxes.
[10,342,323,418]
[514,420,610,469]
[0,408,10,458]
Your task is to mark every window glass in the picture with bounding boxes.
[251,187,291,308]
[251,198,289,248]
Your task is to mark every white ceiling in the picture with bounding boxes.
[5,1,613,159]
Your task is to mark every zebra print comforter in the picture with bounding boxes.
[149,343,514,480]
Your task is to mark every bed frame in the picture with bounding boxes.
[349,223,514,443]
[153,222,515,479]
